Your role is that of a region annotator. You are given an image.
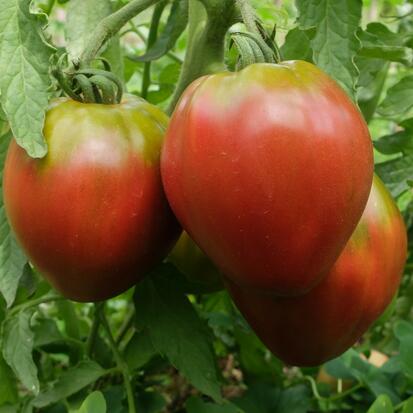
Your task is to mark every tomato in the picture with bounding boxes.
[4,96,181,302]
[161,61,374,296]
[168,231,223,292]
[227,176,407,366]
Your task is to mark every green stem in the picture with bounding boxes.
[80,0,163,66]
[305,376,363,403]
[101,307,137,413]
[167,0,237,114]
[141,1,167,98]
[235,0,259,35]
[8,295,64,318]
[115,307,136,346]
[86,303,104,358]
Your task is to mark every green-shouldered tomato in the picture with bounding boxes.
[4,96,181,302]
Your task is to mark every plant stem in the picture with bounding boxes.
[115,306,136,345]
[86,302,104,358]
[8,294,64,318]
[235,0,259,35]
[141,1,167,98]
[101,307,137,413]
[80,0,163,66]
[167,0,237,113]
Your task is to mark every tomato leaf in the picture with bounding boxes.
[75,391,107,413]
[134,263,222,402]
[0,131,27,307]
[367,395,394,413]
[2,309,39,394]
[280,27,314,62]
[0,352,18,405]
[296,0,362,100]
[124,330,157,371]
[394,321,413,378]
[133,0,188,62]
[378,76,413,118]
[0,0,51,158]
[33,360,106,408]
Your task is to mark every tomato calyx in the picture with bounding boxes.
[52,53,123,104]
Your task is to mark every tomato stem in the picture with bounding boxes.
[141,1,167,99]
[167,0,237,114]
[235,0,260,36]
[79,0,164,66]
[86,302,104,358]
[101,306,137,413]
[8,294,64,318]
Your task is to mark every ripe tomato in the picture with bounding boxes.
[162,61,374,296]
[4,96,181,302]
[227,176,407,366]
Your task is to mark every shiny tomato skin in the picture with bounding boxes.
[228,176,407,366]
[161,61,374,296]
[4,96,181,302]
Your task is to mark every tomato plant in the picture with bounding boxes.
[0,0,411,412]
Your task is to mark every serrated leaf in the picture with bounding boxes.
[134,263,222,402]
[134,0,188,62]
[296,0,362,100]
[0,131,26,307]
[358,23,413,64]
[2,309,39,393]
[33,361,106,408]
[376,154,413,197]
[75,391,106,413]
[0,0,51,158]
[367,395,394,413]
[0,353,18,405]
[378,76,413,118]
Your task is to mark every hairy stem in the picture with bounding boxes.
[80,0,163,66]
[235,0,259,35]
[167,0,238,114]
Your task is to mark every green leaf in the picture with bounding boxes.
[0,353,18,405]
[296,0,362,100]
[186,397,243,413]
[374,130,413,155]
[280,27,314,62]
[56,300,80,340]
[0,131,26,307]
[134,263,222,402]
[136,391,166,413]
[75,391,106,413]
[358,23,413,64]
[32,317,63,347]
[2,309,39,393]
[33,361,106,408]
[275,385,312,413]
[0,0,51,158]
[378,76,413,118]
[147,84,175,105]
[402,397,413,413]
[233,382,280,413]
[376,154,413,197]
[367,395,394,413]
[124,330,157,371]
[394,321,413,377]
[133,0,188,62]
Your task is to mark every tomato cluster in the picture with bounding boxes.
[3,61,407,366]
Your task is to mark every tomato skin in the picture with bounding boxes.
[168,231,223,292]
[161,61,374,296]
[4,96,181,302]
[227,176,407,366]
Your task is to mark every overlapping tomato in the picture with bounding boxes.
[4,96,181,302]
[227,176,407,366]
[161,60,374,296]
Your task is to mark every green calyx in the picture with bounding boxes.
[52,54,123,104]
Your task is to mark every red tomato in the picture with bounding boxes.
[162,61,374,296]
[228,176,407,366]
[4,96,181,302]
